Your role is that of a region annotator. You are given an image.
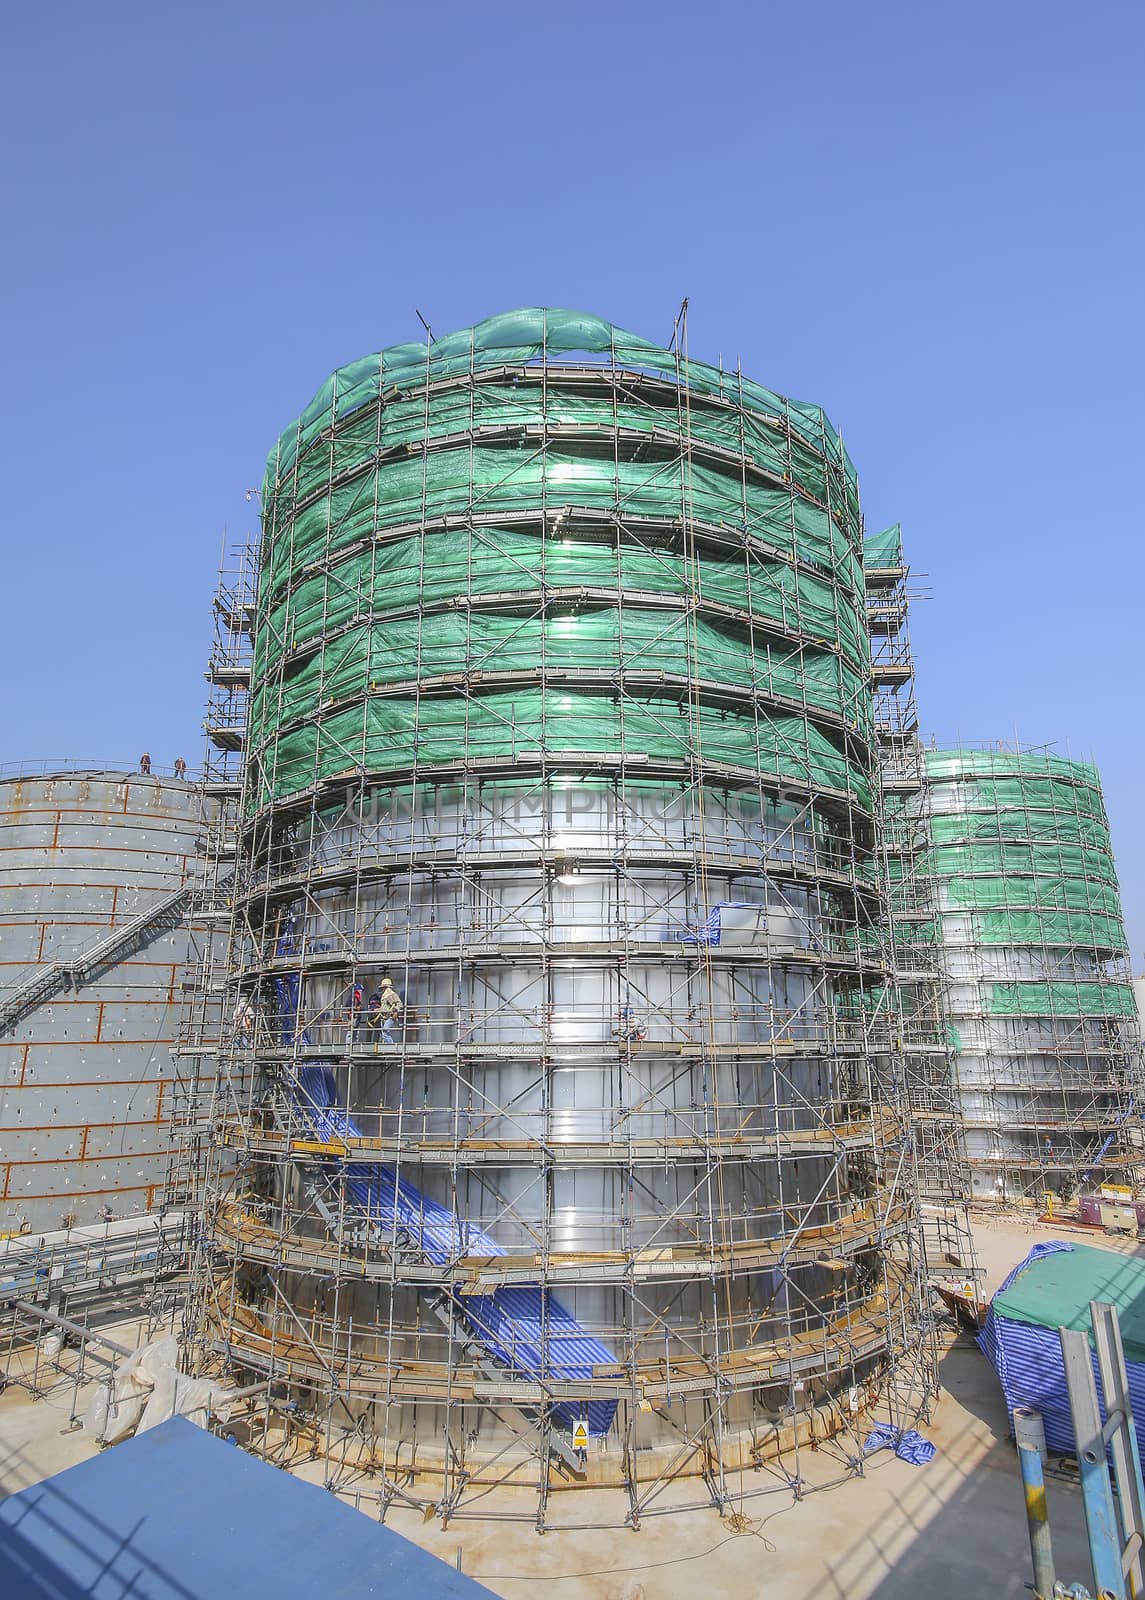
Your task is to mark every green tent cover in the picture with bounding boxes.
[992,1243,1145,1364]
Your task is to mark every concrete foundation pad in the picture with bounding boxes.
[1,1213,1135,1597]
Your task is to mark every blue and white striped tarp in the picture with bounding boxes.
[295,1064,618,1436]
[978,1240,1145,1457]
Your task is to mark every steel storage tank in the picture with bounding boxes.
[199,309,918,1507]
[924,748,1140,1203]
[0,768,213,1231]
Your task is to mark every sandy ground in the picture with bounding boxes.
[0,1212,1137,1598]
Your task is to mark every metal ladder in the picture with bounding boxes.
[1060,1299,1145,1599]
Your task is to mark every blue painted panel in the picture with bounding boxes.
[0,1417,495,1599]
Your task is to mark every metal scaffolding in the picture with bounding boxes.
[165,544,254,1216]
[863,528,977,1279]
[924,745,1143,1205]
[186,309,936,1527]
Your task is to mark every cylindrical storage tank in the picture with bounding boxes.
[0,769,209,1231]
[924,748,1139,1203]
[208,309,910,1493]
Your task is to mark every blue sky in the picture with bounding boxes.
[3,2,1142,958]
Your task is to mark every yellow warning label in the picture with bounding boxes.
[572,1421,589,1450]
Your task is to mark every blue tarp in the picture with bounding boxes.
[862,1423,936,1466]
[296,1063,618,1437]
[272,927,618,1436]
[0,1417,494,1599]
[978,1241,1145,1457]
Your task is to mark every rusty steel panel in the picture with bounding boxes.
[0,770,213,1230]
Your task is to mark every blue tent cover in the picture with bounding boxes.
[979,1240,1145,1457]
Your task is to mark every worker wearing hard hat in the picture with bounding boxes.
[377,975,403,1045]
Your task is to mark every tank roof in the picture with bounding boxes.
[266,306,857,489]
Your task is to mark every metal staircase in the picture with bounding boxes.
[300,1177,587,1481]
[0,882,205,1038]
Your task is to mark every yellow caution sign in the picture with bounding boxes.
[572,1420,589,1450]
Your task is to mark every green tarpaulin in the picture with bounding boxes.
[992,1243,1145,1364]
[862,524,903,568]
[989,981,1135,1017]
[250,310,874,813]
[925,749,1129,962]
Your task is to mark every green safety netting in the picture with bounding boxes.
[253,611,869,734]
[263,449,863,602]
[280,386,851,525]
[925,840,1116,882]
[975,910,1126,949]
[960,778,1106,821]
[260,527,870,674]
[925,748,1101,786]
[928,813,1113,851]
[252,311,874,812]
[942,876,1123,916]
[989,982,1135,1018]
[926,749,1130,963]
[862,524,903,568]
[853,919,936,954]
[248,690,872,810]
[266,308,859,502]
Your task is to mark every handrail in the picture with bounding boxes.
[0,874,233,1038]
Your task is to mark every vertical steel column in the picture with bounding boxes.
[1018,1442,1057,1598]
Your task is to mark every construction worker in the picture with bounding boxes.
[365,990,383,1033]
[174,757,187,780]
[233,994,256,1043]
[613,1004,647,1044]
[344,982,363,1049]
[139,752,152,775]
[377,975,403,1045]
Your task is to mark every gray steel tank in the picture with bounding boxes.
[924,748,1139,1202]
[199,309,914,1501]
[0,768,210,1231]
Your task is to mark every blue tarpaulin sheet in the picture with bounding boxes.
[978,1240,1145,1457]
[862,1423,936,1465]
[296,1063,618,1436]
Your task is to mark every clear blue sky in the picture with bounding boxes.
[3,2,1142,958]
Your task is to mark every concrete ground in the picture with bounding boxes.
[0,1214,1136,1598]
